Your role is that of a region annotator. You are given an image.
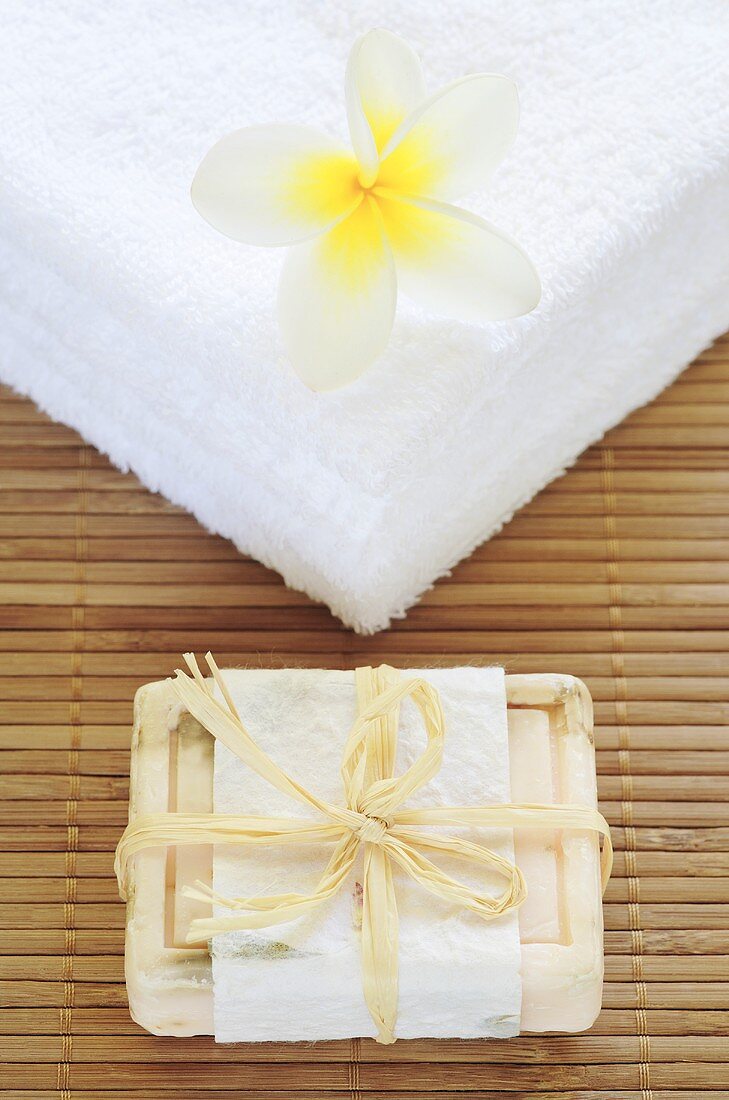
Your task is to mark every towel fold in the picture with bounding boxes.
[1,0,728,630]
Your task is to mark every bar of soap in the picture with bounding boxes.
[122,672,604,1038]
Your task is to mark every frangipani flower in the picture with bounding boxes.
[192,29,540,391]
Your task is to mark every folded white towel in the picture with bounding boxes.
[1,1,728,631]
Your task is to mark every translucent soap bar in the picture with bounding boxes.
[122,673,604,1037]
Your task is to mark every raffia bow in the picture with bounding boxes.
[115,654,613,1044]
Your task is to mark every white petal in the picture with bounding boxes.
[377,75,519,200]
[191,125,361,246]
[346,29,426,186]
[377,193,540,322]
[278,198,397,391]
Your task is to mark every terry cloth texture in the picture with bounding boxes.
[1,0,728,631]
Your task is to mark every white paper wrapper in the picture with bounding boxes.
[211,666,521,1042]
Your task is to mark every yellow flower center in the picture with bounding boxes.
[279,131,449,289]
[283,124,441,229]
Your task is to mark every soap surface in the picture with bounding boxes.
[211,667,521,1042]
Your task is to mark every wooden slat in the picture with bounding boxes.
[2,1006,729,1037]
[3,1033,729,1064]
[1,1060,729,1090]
[2,331,728,1095]
[0,1093,721,1100]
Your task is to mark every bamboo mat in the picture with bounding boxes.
[2,335,729,1100]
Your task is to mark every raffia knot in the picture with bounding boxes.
[354,813,391,845]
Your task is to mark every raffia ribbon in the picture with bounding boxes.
[115,654,613,1044]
